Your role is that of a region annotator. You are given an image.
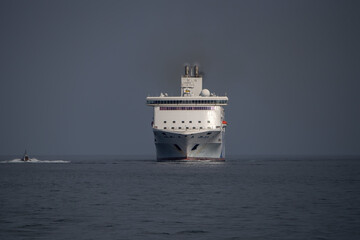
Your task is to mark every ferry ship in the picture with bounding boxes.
[146,65,228,161]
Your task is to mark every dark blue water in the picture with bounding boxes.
[1,157,360,240]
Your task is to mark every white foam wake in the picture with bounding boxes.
[0,158,70,163]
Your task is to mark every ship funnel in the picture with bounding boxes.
[194,65,199,77]
[185,65,190,76]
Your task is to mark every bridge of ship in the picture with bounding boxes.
[147,97,228,131]
[146,97,228,106]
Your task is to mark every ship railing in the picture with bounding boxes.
[146,99,228,105]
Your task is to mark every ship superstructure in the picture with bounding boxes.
[146,65,228,161]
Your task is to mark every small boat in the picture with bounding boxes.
[21,149,31,162]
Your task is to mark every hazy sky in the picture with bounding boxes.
[0,0,359,156]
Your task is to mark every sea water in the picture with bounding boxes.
[0,157,359,240]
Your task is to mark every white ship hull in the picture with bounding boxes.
[153,129,225,161]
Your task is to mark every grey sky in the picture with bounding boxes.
[0,0,359,156]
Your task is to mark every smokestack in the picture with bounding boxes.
[194,65,199,77]
[185,65,190,76]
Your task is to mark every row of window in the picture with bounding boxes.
[147,100,227,105]
[160,107,214,110]
[154,126,221,130]
[155,135,211,139]
[163,120,211,123]
[165,127,212,130]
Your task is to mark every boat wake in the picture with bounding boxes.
[0,158,70,163]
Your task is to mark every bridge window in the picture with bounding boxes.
[159,107,215,110]
[147,99,228,105]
